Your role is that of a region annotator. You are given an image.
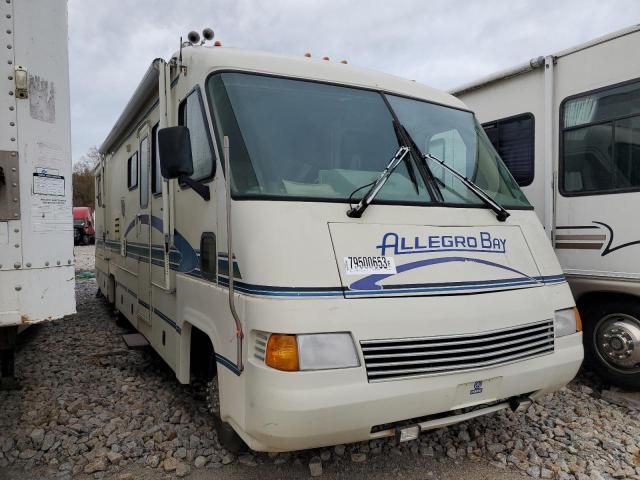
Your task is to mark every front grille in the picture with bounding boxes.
[360,320,554,382]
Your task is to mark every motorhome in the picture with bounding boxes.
[95,31,583,452]
[0,0,75,387]
[454,25,640,389]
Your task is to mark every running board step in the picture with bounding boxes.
[122,333,149,349]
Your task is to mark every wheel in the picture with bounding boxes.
[82,234,90,245]
[207,369,246,453]
[582,299,640,390]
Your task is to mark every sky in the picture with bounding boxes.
[68,0,640,163]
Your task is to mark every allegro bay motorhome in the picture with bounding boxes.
[454,25,640,389]
[95,31,583,452]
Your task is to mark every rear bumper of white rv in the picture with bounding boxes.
[235,333,582,452]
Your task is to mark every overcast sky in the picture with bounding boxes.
[68,0,640,162]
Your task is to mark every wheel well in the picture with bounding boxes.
[189,326,216,381]
[576,291,640,317]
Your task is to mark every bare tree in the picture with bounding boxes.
[73,146,101,210]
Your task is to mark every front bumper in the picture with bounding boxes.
[236,333,582,452]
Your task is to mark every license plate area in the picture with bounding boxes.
[453,376,503,409]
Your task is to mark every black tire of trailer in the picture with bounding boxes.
[206,355,247,454]
[82,234,90,245]
[581,298,640,390]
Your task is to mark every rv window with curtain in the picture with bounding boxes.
[139,136,149,208]
[178,88,215,182]
[127,152,138,190]
[482,114,534,186]
[561,78,640,195]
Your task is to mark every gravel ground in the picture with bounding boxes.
[1,246,640,480]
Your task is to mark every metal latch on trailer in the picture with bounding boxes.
[14,66,28,99]
[0,151,20,220]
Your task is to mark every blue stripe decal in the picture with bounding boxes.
[350,256,534,291]
[215,353,241,376]
[100,240,566,298]
[153,308,182,334]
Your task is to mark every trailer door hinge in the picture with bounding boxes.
[15,66,28,99]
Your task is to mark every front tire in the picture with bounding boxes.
[207,363,246,453]
[582,299,640,390]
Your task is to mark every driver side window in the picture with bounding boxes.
[178,88,215,182]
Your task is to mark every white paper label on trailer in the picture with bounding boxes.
[33,172,65,196]
[31,197,72,232]
[343,256,397,276]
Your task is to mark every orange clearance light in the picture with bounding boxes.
[214,41,222,47]
[304,52,311,58]
[574,307,582,332]
[265,334,299,371]
[340,60,348,64]
[322,56,330,61]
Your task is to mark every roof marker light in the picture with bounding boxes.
[214,40,222,47]
[340,60,348,64]
[304,52,311,58]
[322,56,330,61]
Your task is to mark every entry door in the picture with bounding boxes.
[137,130,152,327]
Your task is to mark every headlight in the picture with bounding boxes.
[554,307,582,338]
[298,333,360,370]
[265,333,360,371]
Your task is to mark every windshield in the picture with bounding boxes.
[206,72,530,208]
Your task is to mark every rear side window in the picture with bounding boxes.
[561,78,640,195]
[482,114,534,186]
[178,88,215,182]
[127,152,138,190]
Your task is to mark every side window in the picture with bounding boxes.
[482,113,534,186]
[561,78,640,195]
[127,152,138,190]
[178,88,215,181]
[140,136,149,208]
[151,124,162,195]
[200,233,217,281]
[96,173,102,207]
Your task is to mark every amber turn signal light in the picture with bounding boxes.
[574,307,582,332]
[265,334,299,371]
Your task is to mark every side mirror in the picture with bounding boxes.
[157,126,210,201]
[158,126,194,179]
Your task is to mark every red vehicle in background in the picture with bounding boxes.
[73,207,95,245]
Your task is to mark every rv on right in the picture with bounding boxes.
[454,25,640,389]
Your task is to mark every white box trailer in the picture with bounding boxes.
[0,0,75,387]
[95,31,582,452]
[454,25,640,389]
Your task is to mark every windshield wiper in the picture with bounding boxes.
[347,146,410,218]
[398,124,510,222]
[393,120,443,202]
